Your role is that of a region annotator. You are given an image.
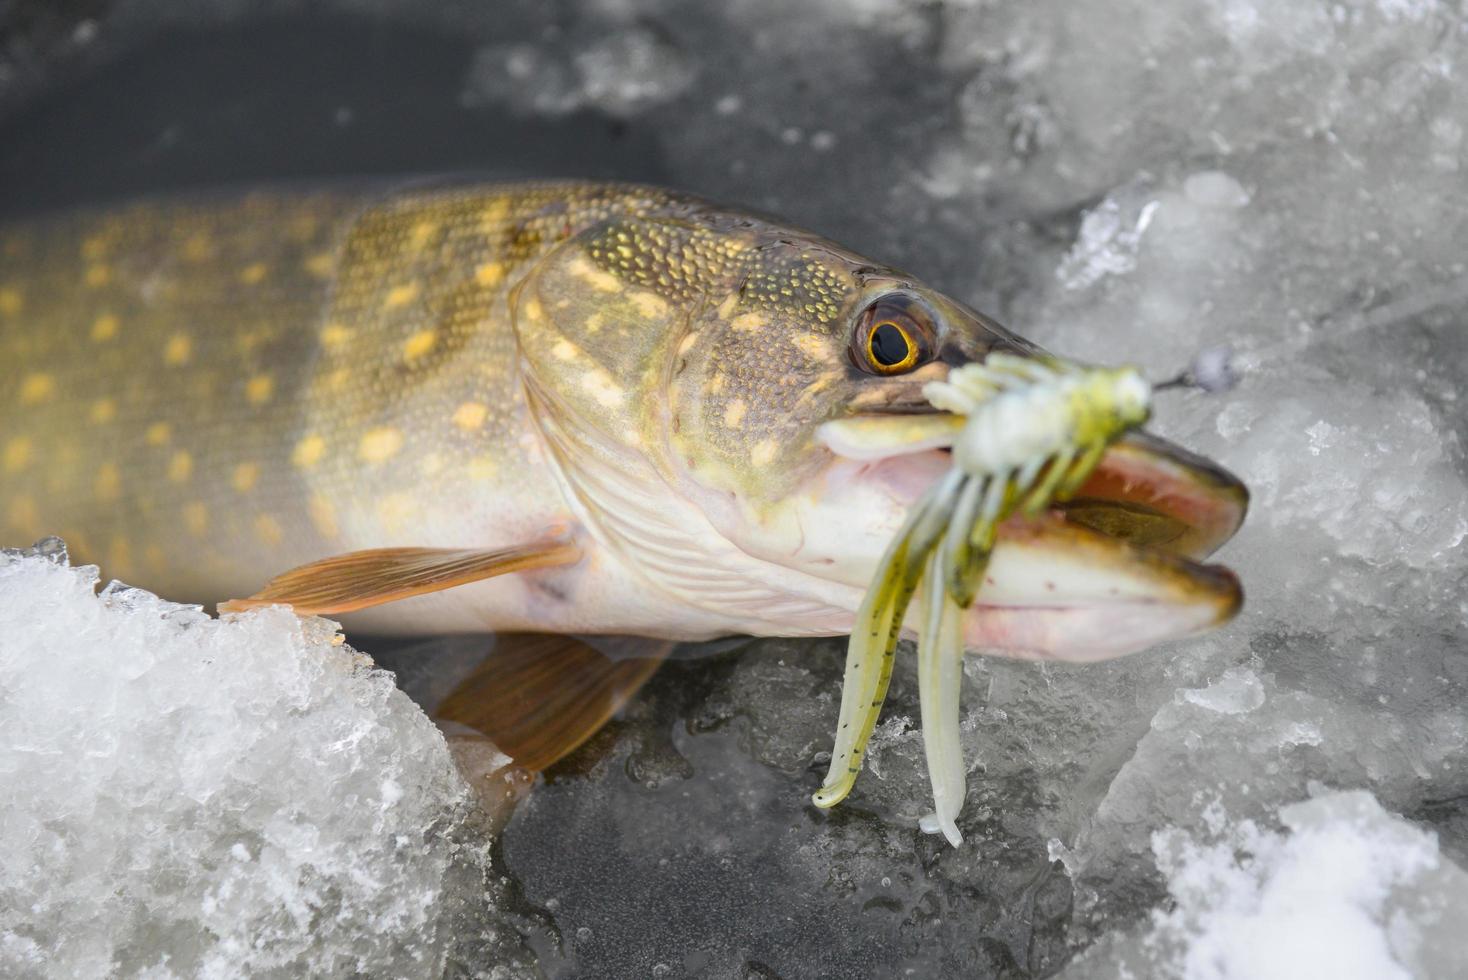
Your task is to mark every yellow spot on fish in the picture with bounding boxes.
[751,439,779,467]
[322,367,351,391]
[85,264,111,288]
[384,282,420,310]
[723,399,747,428]
[402,330,436,362]
[182,233,212,262]
[18,373,56,405]
[584,312,606,334]
[254,514,283,546]
[308,494,339,538]
[630,292,670,318]
[358,427,403,463]
[91,313,120,342]
[552,339,579,362]
[467,456,497,481]
[238,262,269,285]
[232,462,260,492]
[708,374,727,395]
[408,220,438,251]
[320,323,352,349]
[90,398,117,424]
[453,401,489,431]
[0,287,22,316]
[579,369,625,409]
[164,333,192,366]
[7,495,38,530]
[3,437,31,473]
[303,252,335,278]
[292,434,326,469]
[480,197,511,230]
[376,492,416,532]
[569,255,623,293]
[524,297,544,322]
[792,334,829,359]
[245,374,274,405]
[475,262,506,288]
[167,450,193,483]
[731,312,767,333]
[183,501,208,537]
[95,463,121,502]
[675,332,699,357]
[145,422,171,446]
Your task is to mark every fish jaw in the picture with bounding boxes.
[734,425,1246,662]
[956,513,1242,661]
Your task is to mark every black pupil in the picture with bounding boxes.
[870,322,911,366]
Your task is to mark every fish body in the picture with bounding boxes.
[0,180,1246,658]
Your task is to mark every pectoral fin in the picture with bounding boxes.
[218,529,581,615]
[436,633,670,771]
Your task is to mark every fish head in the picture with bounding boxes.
[513,205,1246,659]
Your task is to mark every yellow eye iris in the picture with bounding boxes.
[849,293,938,376]
[865,320,918,374]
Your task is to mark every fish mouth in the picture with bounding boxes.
[817,414,1247,661]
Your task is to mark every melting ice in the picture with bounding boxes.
[0,541,498,978]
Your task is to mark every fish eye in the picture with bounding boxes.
[851,294,937,376]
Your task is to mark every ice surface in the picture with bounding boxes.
[0,542,511,979]
[1063,791,1468,980]
[3,0,1468,976]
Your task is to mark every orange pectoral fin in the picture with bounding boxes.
[436,633,670,772]
[218,530,581,616]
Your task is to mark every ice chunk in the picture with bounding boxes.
[0,542,496,978]
[461,24,692,118]
[1056,190,1160,291]
[1179,666,1264,715]
[1064,791,1468,980]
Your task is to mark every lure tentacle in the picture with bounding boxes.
[818,355,1160,842]
[917,545,967,847]
[813,468,963,809]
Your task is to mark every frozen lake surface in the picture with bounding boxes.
[2,0,1466,976]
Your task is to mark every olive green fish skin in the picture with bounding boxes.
[0,182,720,605]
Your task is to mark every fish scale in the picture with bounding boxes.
[0,181,699,601]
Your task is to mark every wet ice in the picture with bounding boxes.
[0,543,500,978]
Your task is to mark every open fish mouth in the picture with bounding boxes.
[817,412,1248,661]
[813,362,1247,844]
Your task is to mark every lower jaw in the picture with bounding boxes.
[953,593,1236,663]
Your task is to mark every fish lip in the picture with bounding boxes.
[959,511,1244,660]
[1062,429,1249,561]
[823,411,1249,561]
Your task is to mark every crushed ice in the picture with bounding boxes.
[0,541,492,978]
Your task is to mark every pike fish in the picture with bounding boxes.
[0,180,1246,775]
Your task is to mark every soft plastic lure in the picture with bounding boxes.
[812,354,1156,844]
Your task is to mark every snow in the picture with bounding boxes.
[0,541,497,979]
[1064,791,1468,980]
[2,0,1468,975]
